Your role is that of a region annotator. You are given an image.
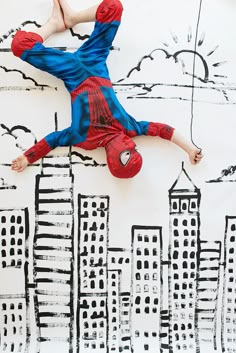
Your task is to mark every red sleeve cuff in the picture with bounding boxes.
[147,122,174,140]
[96,0,123,23]
[24,139,52,164]
[11,31,43,58]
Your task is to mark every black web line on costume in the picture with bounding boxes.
[190,0,203,151]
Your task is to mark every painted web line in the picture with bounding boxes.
[190,0,203,151]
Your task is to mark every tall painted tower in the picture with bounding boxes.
[77,194,109,353]
[168,164,201,352]
[222,216,236,353]
[131,226,163,353]
[0,208,29,353]
[33,154,74,353]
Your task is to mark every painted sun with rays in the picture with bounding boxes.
[160,27,228,85]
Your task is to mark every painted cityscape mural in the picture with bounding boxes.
[1,0,236,352]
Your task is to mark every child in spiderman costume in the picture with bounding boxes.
[11,0,202,178]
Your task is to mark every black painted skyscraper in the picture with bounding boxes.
[168,164,201,352]
[0,208,29,353]
[222,216,236,352]
[131,226,163,353]
[77,195,109,353]
[197,240,221,348]
[33,156,74,353]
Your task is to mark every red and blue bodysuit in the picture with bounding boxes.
[11,0,174,178]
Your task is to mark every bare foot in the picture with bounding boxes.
[11,155,29,172]
[58,0,78,28]
[188,148,203,165]
[49,0,66,33]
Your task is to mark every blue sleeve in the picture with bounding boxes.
[45,127,83,148]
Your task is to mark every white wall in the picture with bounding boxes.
[0,0,236,352]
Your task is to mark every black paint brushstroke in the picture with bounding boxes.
[207,45,219,57]
[200,257,220,261]
[71,151,107,167]
[69,28,90,41]
[35,245,72,252]
[198,277,218,282]
[0,294,25,299]
[36,233,72,239]
[38,188,72,194]
[206,164,236,183]
[0,176,16,190]
[79,293,108,298]
[197,32,205,46]
[35,278,71,285]
[37,210,73,216]
[42,163,71,169]
[35,289,71,296]
[37,221,71,227]
[171,32,178,44]
[0,66,53,89]
[38,311,71,317]
[71,151,93,161]
[200,317,214,322]
[35,267,72,275]
[222,90,229,102]
[38,337,69,342]
[200,248,221,253]
[34,255,72,261]
[187,27,192,43]
[1,123,37,145]
[200,267,219,271]
[212,61,227,67]
[214,74,227,78]
[71,160,106,167]
[198,298,217,301]
[54,112,58,133]
[161,42,169,47]
[24,209,31,353]
[39,323,70,327]
[207,179,236,183]
[198,288,217,293]
[37,199,72,204]
[196,309,215,314]
[0,21,41,43]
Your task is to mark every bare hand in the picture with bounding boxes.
[189,148,203,165]
[11,155,29,172]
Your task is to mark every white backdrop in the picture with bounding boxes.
[1,0,236,352]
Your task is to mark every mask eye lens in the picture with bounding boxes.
[120,150,131,166]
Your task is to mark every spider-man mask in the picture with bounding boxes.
[105,134,143,178]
